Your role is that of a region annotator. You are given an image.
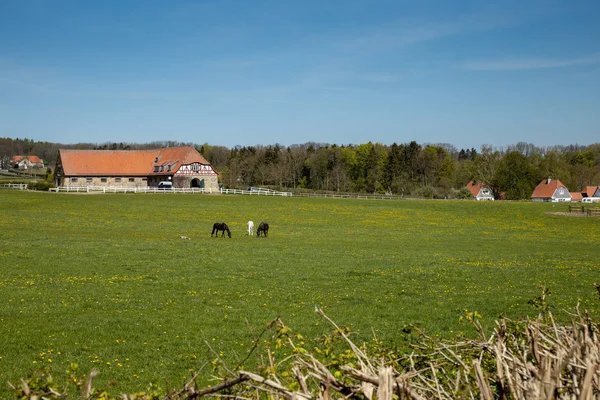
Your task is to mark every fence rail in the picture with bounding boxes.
[0,183,28,190]
[587,207,600,216]
[50,186,214,194]
[48,186,405,199]
[44,185,431,201]
[568,205,585,213]
[293,192,404,200]
[49,186,298,195]
[219,188,292,197]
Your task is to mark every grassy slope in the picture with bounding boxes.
[0,190,598,396]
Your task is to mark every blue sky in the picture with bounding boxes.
[1,0,599,150]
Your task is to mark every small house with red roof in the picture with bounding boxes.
[582,186,600,199]
[465,180,494,200]
[12,155,44,169]
[530,178,571,202]
[582,186,600,203]
[54,146,218,190]
[570,192,583,202]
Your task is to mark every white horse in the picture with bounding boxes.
[247,221,254,236]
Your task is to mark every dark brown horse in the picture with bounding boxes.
[256,222,269,237]
[211,222,231,238]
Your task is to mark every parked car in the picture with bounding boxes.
[158,181,173,190]
[582,197,600,203]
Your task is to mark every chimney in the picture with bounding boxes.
[547,176,551,184]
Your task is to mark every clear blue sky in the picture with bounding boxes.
[1,0,599,150]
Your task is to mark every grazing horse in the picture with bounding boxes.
[247,221,254,236]
[256,222,269,237]
[211,222,231,238]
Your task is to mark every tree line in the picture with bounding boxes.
[2,137,599,199]
[201,141,600,199]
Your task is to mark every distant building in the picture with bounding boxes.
[582,186,600,198]
[54,146,218,190]
[530,178,571,202]
[465,180,494,200]
[12,155,44,169]
[570,192,583,202]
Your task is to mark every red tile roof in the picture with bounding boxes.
[11,155,43,163]
[583,186,599,198]
[59,146,210,176]
[465,180,486,197]
[530,178,568,199]
[570,192,583,201]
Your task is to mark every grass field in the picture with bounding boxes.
[1,190,599,396]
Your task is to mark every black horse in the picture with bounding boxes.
[256,222,269,237]
[211,222,231,238]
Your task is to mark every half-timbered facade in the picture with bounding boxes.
[54,146,219,190]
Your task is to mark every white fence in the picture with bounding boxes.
[39,184,405,200]
[50,186,213,194]
[219,188,292,197]
[0,183,28,190]
[47,186,399,199]
[49,186,293,196]
[293,192,404,200]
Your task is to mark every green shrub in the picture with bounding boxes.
[29,181,55,191]
[412,185,434,199]
[0,180,55,191]
[455,187,474,200]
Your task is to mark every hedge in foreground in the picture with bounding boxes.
[11,307,600,399]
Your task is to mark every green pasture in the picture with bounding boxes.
[0,190,599,396]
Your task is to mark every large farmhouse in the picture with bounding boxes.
[54,146,219,190]
[530,178,571,202]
